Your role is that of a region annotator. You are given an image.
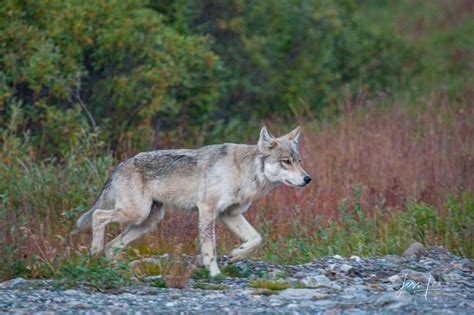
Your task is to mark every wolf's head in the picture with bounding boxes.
[257,126,311,187]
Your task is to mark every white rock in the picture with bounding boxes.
[333,255,344,260]
[301,275,332,288]
[388,275,402,284]
[350,255,362,262]
[340,264,354,273]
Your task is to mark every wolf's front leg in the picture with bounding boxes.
[220,214,262,262]
[198,204,221,276]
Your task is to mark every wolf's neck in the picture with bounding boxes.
[245,146,277,198]
[231,145,277,201]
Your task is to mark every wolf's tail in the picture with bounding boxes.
[71,177,113,235]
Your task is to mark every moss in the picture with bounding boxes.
[248,279,291,291]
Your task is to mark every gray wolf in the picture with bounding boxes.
[73,126,311,276]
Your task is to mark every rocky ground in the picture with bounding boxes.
[1,245,473,314]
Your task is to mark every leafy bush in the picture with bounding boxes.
[1,0,415,154]
[0,128,112,280]
[157,0,414,119]
[1,0,222,151]
[222,264,252,278]
[56,256,131,292]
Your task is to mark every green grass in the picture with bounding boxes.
[251,289,279,296]
[259,191,473,264]
[191,267,211,280]
[248,279,291,291]
[149,278,167,288]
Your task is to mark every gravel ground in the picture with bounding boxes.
[1,245,473,314]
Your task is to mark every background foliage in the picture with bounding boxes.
[1,0,222,153]
[1,0,413,154]
[0,0,473,281]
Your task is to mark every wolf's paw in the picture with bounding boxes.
[229,248,249,262]
[209,265,221,277]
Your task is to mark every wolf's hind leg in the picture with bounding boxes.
[220,214,262,262]
[91,202,151,255]
[104,203,165,258]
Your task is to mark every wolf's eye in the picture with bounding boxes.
[281,159,291,165]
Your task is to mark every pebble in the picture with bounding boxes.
[340,264,354,273]
[388,275,402,284]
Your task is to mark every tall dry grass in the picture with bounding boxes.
[261,92,472,222]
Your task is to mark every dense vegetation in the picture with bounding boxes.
[1,0,413,154]
[1,0,473,282]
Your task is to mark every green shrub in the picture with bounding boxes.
[191,266,211,280]
[222,264,252,278]
[0,129,112,280]
[1,0,222,151]
[56,256,131,292]
[158,0,414,119]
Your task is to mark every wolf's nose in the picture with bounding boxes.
[303,176,312,184]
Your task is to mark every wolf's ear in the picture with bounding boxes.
[286,126,301,145]
[258,126,277,150]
